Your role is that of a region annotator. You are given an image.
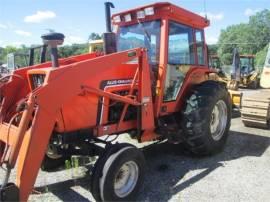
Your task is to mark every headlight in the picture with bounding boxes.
[144,7,154,16]
[137,10,145,19]
[124,14,132,22]
[113,15,121,23]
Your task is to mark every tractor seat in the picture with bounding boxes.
[41,33,65,41]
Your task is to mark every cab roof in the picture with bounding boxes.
[112,2,210,29]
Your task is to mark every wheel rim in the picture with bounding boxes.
[114,161,139,198]
[210,100,228,141]
[46,145,63,159]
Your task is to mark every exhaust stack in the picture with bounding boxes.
[103,2,117,54]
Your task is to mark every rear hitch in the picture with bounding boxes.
[0,183,19,202]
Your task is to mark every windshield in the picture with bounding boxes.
[240,57,254,73]
[117,20,161,64]
[7,54,29,71]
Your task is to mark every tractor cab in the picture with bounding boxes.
[112,2,209,106]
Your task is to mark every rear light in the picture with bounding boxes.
[124,14,132,22]
[144,7,154,16]
[113,15,121,23]
[137,10,145,19]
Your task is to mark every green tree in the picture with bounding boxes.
[58,44,88,58]
[88,33,102,41]
[0,46,18,64]
[255,44,269,68]
[208,44,218,55]
[217,9,270,65]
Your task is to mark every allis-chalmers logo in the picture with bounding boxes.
[106,79,133,86]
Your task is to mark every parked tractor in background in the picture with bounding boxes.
[209,55,227,79]
[210,50,260,91]
[241,43,270,128]
[7,52,29,72]
[228,49,260,90]
[89,39,104,53]
[239,54,260,89]
[209,53,242,108]
[0,63,9,78]
[0,2,231,201]
[6,45,47,73]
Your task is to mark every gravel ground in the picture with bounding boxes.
[0,90,269,202]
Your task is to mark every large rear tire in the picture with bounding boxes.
[90,143,145,202]
[182,80,231,155]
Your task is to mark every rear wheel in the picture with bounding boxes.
[90,143,145,201]
[182,80,231,155]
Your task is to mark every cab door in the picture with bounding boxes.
[160,21,207,115]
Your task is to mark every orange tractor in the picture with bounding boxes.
[0,2,231,201]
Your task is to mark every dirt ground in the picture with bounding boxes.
[1,89,269,202]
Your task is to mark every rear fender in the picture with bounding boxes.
[159,67,215,115]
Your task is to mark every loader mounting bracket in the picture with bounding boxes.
[0,183,19,202]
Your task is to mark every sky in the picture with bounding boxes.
[0,0,269,47]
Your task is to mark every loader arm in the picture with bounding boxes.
[0,48,154,201]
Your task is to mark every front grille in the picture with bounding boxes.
[31,74,45,89]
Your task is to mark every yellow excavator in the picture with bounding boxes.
[227,49,260,90]
[210,49,261,108]
[241,44,270,128]
[238,54,260,89]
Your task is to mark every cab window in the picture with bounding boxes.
[164,21,195,101]
[195,29,205,65]
[168,21,195,65]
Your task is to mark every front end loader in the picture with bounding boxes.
[0,2,231,201]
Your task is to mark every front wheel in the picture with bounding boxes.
[41,144,67,171]
[182,80,232,155]
[90,143,145,201]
